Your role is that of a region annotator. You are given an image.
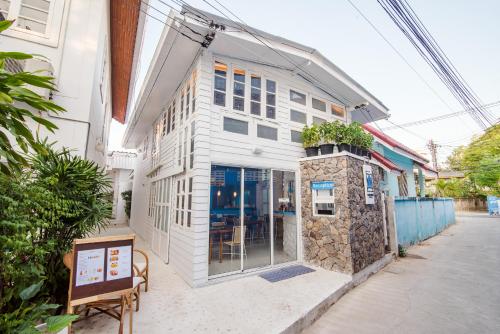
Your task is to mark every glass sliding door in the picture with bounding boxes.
[209,165,241,276]
[243,168,271,270]
[272,170,297,264]
[208,165,297,277]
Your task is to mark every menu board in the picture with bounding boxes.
[107,246,132,281]
[68,235,134,304]
[75,248,105,287]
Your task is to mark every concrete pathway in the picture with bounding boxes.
[73,227,351,334]
[303,213,500,334]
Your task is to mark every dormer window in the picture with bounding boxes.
[233,68,245,111]
[214,62,227,106]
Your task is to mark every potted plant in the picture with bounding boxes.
[301,124,320,157]
[349,122,365,156]
[318,122,335,155]
[360,131,374,158]
[335,122,350,153]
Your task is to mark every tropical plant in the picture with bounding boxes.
[301,124,320,148]
[360,131,374,149]
[0,20,65,175]
[318,122,335,144]
[348,122,365,147]
[121,190,132,219]
[0,281,78,334]
[0,144,113,311]
[333,122,348,144]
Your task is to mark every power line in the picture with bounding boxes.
[381,100,500,130]
[377,0,494,129]
[345,0,457,115]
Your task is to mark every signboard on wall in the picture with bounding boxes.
[487,195,499,215]
[363,165,375,205]
[311,181,335,190]
[67,235,135,306]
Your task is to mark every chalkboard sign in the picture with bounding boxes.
[67,235,135,306]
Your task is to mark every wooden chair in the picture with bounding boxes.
[223,226,247,260]
[133,249,149,292]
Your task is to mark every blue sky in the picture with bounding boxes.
[109,0,500,165]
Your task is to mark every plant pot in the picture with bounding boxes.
[366,151,372,159]
[338,143,349,152]
[305,146,319,157]
[319,143,334,155]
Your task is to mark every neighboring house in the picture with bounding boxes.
[122,5,389,287]
[363,124,437,197]
[106,151,137,225]
[0,0,145,166]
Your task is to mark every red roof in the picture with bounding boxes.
[416,161,438,175]
[370,150,403,172]
[363,124,429,163]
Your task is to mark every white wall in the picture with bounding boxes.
[0,0,113,167]
[129,49,354,287]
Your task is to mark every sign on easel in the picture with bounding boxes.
[66,235,135,333]
[363,165,375,205]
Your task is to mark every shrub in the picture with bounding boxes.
[319,122,335,144]
[121,190,132,219]
[301,124,320,148]
[0,144,113,313]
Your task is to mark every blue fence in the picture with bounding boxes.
[394,197,455,246]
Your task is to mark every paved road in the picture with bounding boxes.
[303,213,500,334]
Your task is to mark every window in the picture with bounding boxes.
[290,109,307,124]
[331,104,345,118]
[233,69,245,111]
[180,89,184,125]
[175,180,183,224]
[223,117,248,135]
[257,124,278,141]
[186,177,193,227]
[250,75,261,116]
[290,89,306,105]
[189,121,195,169]
[183,126,188,170]
[1,0,66,46]
[167,106,172,134]
[192,71,196,113]
[186,83,191,118]
[162,111,167,137]
[313,116,326,125]
[171,100,176,131]
[291,130,302,143]
[214,62,227,106]
[148,182,156,217]
[312,98,326,112]
[266,80,276,119]
[177,130,182,167]
[312,185,335,216]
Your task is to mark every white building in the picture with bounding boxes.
[0,0,145,166]
[123,6,389,287]
[106,151,137,225]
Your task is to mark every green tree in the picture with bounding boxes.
[0,20,64,174]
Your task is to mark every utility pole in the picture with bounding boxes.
[427,139,439,171]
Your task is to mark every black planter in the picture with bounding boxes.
[319,143,334,155]
[367,151,372,159]
[349,145,358,155]
[338,143,349,152]
[305,146,319,157]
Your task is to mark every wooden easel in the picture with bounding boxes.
[65,235,135,334]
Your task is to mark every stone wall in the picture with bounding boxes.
[300,154,385,274]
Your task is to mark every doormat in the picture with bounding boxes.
[259,265,315,283]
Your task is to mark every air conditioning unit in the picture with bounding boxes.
[4,57,54,100]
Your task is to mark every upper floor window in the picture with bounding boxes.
[142,136,149,160]
[266,80,276,119]
[1,0,66,47]
[171,100,176,131]
[313,116,326,125]
[331,104,345,118]
[250,75,261,116]
[233,68,245,111]
[290,109,306,124]
[214,62,227,106]
[223,116,248,135]
[257,124,277,141]
[290,89,306,105]
[186,83,191,118]
[180,89,184,124]
[191,70,196,113]
[312,97,326,112]
[161,111,167,137]
[167,106,172,134]
[291,130,302,143]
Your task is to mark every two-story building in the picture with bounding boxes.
[0,0,145,166]
[123,5,389,287]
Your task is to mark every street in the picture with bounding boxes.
[303,213,500,334]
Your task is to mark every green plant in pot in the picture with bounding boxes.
[348,122,365,156]
[318,122,335,155]
[360,131,374,158]
[301,124,320,157]
[335,122,350,152]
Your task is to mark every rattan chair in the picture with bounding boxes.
[133,249,149,292]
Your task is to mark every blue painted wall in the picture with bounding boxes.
[372,142,419,197]
[395,197,455,246]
